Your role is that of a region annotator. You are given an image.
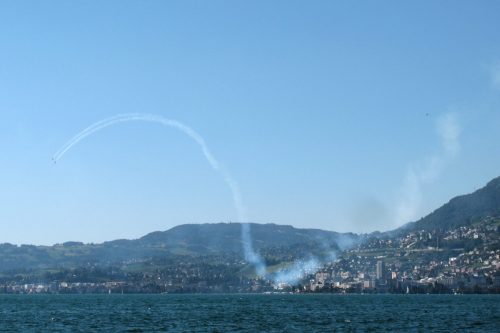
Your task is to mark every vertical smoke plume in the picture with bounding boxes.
[53,113,266,275]
[395,113,461,226]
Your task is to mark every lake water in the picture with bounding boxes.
[0,294,498,332]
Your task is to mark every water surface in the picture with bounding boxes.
[0,294,498,332]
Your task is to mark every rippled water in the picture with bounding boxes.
[0,294,498,332]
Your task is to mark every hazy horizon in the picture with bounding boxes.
[1,1,500,245]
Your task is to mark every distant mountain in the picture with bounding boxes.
[396,176,500,233]
[0,223,358,272]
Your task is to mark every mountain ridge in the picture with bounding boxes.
[0,175,498,272]
[0,223,354,272]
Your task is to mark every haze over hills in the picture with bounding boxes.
[0,175,499,273]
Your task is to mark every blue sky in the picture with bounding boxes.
[1,1,499,245]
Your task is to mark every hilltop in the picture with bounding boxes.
[0,223,358,272]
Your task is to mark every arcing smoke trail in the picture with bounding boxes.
[53,113,266,275]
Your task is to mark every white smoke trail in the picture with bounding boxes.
[395,113,461,226]
[490,61,500,91]
[53,113,266,274]
[53,114,219,169]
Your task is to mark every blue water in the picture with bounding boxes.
[0,294,498,332]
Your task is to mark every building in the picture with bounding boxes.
[376,260,385,280]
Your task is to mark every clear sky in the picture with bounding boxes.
[1,1,499,245]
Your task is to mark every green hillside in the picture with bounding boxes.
[0,223,357,272]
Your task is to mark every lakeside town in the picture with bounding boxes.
[2,217,498,295]
[299,217,500,294]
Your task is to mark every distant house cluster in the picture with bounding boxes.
[1,218,499,294]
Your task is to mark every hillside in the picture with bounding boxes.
[1,175,499,275]
[139,223,358,253]
[397,176,500,233]
[0,223,357,272]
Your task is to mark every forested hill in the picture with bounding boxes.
[0,223,358,272]
[139,223,358,253]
